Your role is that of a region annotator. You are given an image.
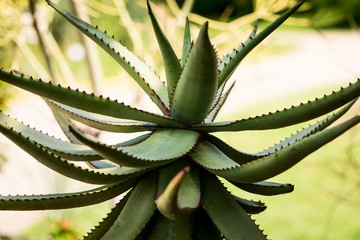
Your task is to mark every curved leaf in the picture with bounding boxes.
[49,101,159,133]
[204,134,258,164]
[201,171,267,240]
[147,0,182,99]
[0,69,183,127]
[231,181,294,196]
[144,212,193,240]
[257,99,357,155]
[0,179,136,210]
[47,0,170,114]
[181,17,192,67]
[71,126,200,167]
[217,1,304,87]
[84,191,131,239]
[0,121,149,184]
[101,173,157,240]
[192,80,360,132]
[194,116,360,183]
[170,22,218,125]
[234,196,267,214]
[0,111,100,161]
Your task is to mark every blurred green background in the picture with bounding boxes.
[0,0,359,239]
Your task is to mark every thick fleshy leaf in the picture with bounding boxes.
[257,99,357,155]
[217,19,258,77]
[49,101,159,133]
[231,181,294,196]
[0,179,135,210]
[170,22,218,125]
[147,0,182,99]
[0,111,100,161]
[84,191,131,239]
[101,173,157,240]
[193,116,360,183]
[0,69,183,127]
[0,121,148,184]
[201,171,267,240]
[71,127,200,167]
[234,196,267,214]
[192,80,360,132]
[205,81,235,123]
[217,1,304,87]
[204,134,258,164]
[144,212,193,240]
[156,164,200,220]
[47,0,170,114]
[181,17,192,67]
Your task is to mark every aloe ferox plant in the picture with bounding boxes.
[0,0,359,239]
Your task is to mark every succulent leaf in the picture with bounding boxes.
[194,116,360,183]
[170,22,218,125]
[0,179,135,210]
[205,81,235,123]
[231,181,294,196]
[0,69,183,127]
[204,133,258,164]
[84,192,131,240]
[217,0,305,87]
[192,80,360,132]
[47,0,170,114]
[100,173,157,240]
[49,101,159,133]
[70,126,200,167]
[181,17,192,67]
[257,99,357,155]
[144,212,193,240]
[0,120,148,184]
[201,171,267,240]
[147,0,182,99]
[156,164,200,220]
[0,111,100,161]
[234,196,267,214]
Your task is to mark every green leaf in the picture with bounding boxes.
[194,116,360,183]
[0,69,183,128]
[231,181,294,196]
[256,99,357,156]
[201,171,267,240]
[234,196,267,214]
[84,191,131,239]
[156,163,200,220]
[217,1,304,87]
[181,17,192,67]
[47,0,170,114]
[49,101,159,133]
[0,111,101,161]
[101,173,157,240]
[147,0,182,99]
[70,127,200,167]
[192,80,360,132]
[0,121,149,184]
[144,212,193,240]
[170,22,218,125]
[0,179,135,210]
[205,81,235,123]
[204,134,258,164]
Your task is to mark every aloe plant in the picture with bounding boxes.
[0,0,359,239]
